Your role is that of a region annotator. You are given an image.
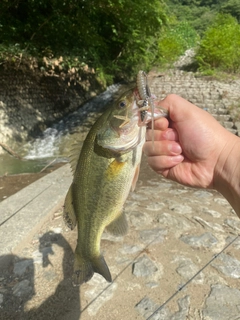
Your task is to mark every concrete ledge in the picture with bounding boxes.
[0,164,72,255]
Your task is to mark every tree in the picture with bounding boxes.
[196,14,240,73]
[221,0,240,22]
[0,0,168,80]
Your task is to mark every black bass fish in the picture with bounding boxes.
[63,79,168,285]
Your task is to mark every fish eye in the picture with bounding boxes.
[119,100,126,108]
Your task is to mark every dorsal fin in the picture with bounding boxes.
[68,141,83,173]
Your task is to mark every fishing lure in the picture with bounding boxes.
[136,70,155,146]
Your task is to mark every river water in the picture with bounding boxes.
[0,84,120,176]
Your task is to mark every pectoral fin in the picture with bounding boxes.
[106,211,128,236]
[131,164,140,192]
[63,185,77,230]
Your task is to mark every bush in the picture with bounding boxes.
[158,21,199,65]
[196,14,240,73]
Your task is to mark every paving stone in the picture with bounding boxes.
[135,296,170,320]
[176,257,204,284]
[13,259,33,276]
[211,253,240,278]
[84,275,118,316]
[180,232,218,248]
[193,191,213,198]
[203,284,240,320]
[201,208,221,218]
[168,201,192,214]
[139,228,168,244]
[12,279,32,297]
[132,255,159,278]
[224,218,240,232]
[170,295,190,320]
[156,212,191,233]
[194,216,224,232]
[129,211,153,229]
[118,244,143,255]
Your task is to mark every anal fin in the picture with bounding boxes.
[106,211,128,236]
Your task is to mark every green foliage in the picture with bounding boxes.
[0,0,168,82]
[165,0,230,35]
[158,21,199,65]
[221,0,240,22]
[196,14,240,73]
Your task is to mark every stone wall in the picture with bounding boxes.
[0,66,103,149]
[150,69,240,135]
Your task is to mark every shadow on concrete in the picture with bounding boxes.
[0,232,81,320]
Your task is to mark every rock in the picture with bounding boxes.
[193,191,213,198]
[176,257,204,284]
[32,246,54,264]
[132,255,159,278]
[168,189,188,195]
[139,228,167,244]
[224,218,240,232]
[213,197,230,206]
[135,296,170,320]
[203,284,240,320]
[156,212,191,234]
[168,201,192,214]
[129,211,153,229]
[135,295,190,320]
[13,259,33,276]
[118,244,143,255]
[0,293,3,305]
[180,232,218,248]
[170,295,190,320]
[146,281,159,288]
[145,202,165,211]
[12,280,32,297]
[194,216,224,232]
[84,274,118,316]
[201,207,221,218]
[211,253,240,278]
[225,235,240,249]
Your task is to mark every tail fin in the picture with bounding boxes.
[72,253,112,286]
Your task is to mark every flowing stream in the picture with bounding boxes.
[0,84,120,176]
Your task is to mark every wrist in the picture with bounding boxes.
[214,133,240,217]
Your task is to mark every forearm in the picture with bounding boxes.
[214,133,240,217]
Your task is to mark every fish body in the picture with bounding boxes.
[64,80,168,285]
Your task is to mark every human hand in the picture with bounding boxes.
[143,94,235,189]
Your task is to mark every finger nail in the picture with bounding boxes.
[164,130,177,140]
[172,155,184,162]
[168,143,182,154]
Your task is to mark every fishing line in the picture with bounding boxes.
[81,226,166,314]
[146,234,239,320]
[0,185,51,226]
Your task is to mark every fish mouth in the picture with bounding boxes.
[98,124,141,153]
